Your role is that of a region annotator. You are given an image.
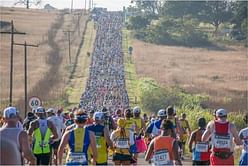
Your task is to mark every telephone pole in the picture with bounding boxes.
[63,30,74,64]
[0,20,26,106]
[14,42,38,116]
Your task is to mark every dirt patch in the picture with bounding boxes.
[132,39,248,111]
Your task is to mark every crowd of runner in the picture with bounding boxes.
[1,10,247,166]
[79,11,129,112]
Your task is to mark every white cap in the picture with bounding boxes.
[216,109,227,117]
[3,107,18,118]
[157,109,166,117]
[46,108,56,114]
[133,106,141,113]
[93,112,104,121]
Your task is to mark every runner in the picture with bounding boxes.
[46,107,66,165]
[87,111,113,165]
[133,106,146,135]
[202,108,242,165]
[110,118,134,165]
[65,112,75,127]
[28,106,58,165]
[239,113,248,165]
[87,110,95,125]
[166,106,183,138]
[145,119,182,165]
[188,117,210,165]
[102,107,116,131]
[23,112,37,131]
[113,109,123,123]
[179,113,191,159]
[57,109,97,165]
[145,109,167,139]
[0,107,36,165]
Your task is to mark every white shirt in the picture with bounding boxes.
[47,115,65,140]
[239,127,248,153]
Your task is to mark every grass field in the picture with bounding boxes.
[131,38,247,112]
[0,7,88,115]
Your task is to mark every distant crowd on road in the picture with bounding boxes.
[79,10,129,112]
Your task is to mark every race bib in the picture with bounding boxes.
[116,138,129,149]
[68,153,87,164]
[95,136,101,148]
[214,134,231,149]
[153,149,170,165]
[195,142,208,152]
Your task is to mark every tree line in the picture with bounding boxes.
[126,1,247,47]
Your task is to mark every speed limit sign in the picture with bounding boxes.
[28,96,42,109]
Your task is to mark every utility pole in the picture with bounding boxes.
[85,0,87,14]
[13,42,38,116]
[0,20,26,106]
[74,13,81,36]
[71,0,73,13]
[63,30,74,64]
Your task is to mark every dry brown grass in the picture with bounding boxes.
[0,7,88,114]
[132,39,248,111]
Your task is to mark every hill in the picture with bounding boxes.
[0,7,89,114]
[131,39,247,112]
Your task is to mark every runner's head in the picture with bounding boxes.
[216,108,227,120]
[46,108,56,117]
[74,109,88,125]
[89,109,95,118]
[198,117,206,129]
[143,113,148,123]
[27,112,35,119]
[157,109,167,120]
[69,112,74,119]
[124,108,132,119]
[181,113,186,119]
[35,107,46,119]
[93,111,104,124]
[115,109,122,117]
[101,107,110,117]
[161,119,174,135]
[3,106,18,124]
[166,106,175,116]
[133,106,141,118]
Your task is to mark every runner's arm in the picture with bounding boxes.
[188,131,196,153]
[186,120,191,135]
[231,123,242,145]
[57,131,69,165]
[104,126,113,148]
[89,131,98,164]
[201,122,212,142]
[48,121,58,140]
[19,131,36,165]
[145,139,154,161]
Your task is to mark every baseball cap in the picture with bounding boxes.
[157,109,167,117]
[46,108,56,114]
[35,107,45,114]
[3,107,18,118]
[93,112,104,121]
[133,106,141,114]
[216,108,227,117]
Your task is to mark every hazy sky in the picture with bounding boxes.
[0,0,132,11]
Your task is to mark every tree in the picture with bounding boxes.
[14,0,42,9]
[199,0,233,35]
[132,0,165,15]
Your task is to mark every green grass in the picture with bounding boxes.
[123,29,142,108]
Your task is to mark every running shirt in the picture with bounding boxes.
[125,118,136,131]
[146,119,162,137]
[191,129,210,161]
[87,124,108,164]
[67,127,91,165]
[210,121,234,152]
[48,116,65,140]
[153,136,175,165]
[110,129,134,155]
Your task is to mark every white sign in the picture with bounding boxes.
[28,96,42,109]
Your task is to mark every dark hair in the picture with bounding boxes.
[166,106,174,116]
[198,117,206,128]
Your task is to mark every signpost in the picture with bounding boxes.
[28,96,42,111]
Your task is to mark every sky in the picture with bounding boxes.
[0,0,132,11]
